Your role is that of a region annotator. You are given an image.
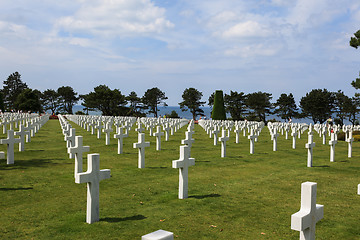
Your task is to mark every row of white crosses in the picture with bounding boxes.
[131,117,188,169]
[198,119,264,155]
[59,115,111,224]
[0,113,48,164]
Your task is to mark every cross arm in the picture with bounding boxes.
[291,211,311,231]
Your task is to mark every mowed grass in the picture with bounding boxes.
[1,119,360,239]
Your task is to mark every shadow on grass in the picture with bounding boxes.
[148,167,167,169]
[0,187,33,191]
[25,149,45,152]
[196,161,211,163]
[100,215,147,222]
[0,158,67,170]
[312,165,330,168]
[189,193,221,199]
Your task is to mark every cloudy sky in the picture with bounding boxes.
[0,0,359,106]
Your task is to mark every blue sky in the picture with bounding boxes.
[0,0,359,106]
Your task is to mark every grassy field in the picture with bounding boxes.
[1,118,360,239]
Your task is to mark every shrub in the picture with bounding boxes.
[337,131,360,141]
[211,90,226,120]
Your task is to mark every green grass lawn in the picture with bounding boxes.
[1,119,360,239]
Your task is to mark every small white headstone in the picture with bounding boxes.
[142,229,174,240]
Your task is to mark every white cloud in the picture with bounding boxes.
[0,21,34,40]
[55,0,174,38]
[223,44,280,57]
[221,20,272,39]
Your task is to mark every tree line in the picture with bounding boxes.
[0,72,359,125]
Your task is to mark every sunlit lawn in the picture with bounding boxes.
[1,118,360,239]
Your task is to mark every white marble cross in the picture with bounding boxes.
[181,131,194,158]
[75,153,111,224]
[305,133,315,167]
[0,130,21,165]
[153,126,164,151]
[69,136,90,178]
[148,124,155,136]
[248,128,257,154]
[172,145,195,199]
[291,182,324,240]
[102,123,113,145]
[15,124,29,152]
[65,128,76,159]
[346,130,354,158]
[322,126,327,145]
[133,133,150,168]
[219,129,229,158]
[135,121,145,133]
[291,129,298,149]
[328,132,337,162]
[271,128,279,152]
[212,126,220,146]
[234,126,241,144]
[114,127,127,154]
[24,123,31,143]
[163,123,171,141]
[95,121,103,139]
[2,118,8,134]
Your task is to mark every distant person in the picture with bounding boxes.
[327,117,333,126]
[288,118,292,123]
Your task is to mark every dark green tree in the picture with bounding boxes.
[208,92,214,107]
[350,30,360,49]
[350,30,360,89]
[334,90,352,125]
[14,88,41,113]
[224,91,246,120]
[81,85,128,116]
[42,89,60,115]
[300,89,335,124]
[126,91,145,117]
[0,91,5,112]
[179,88,205,120]
[3,72,28,111]
[351,72,360,90]
[166,110,180,118]
[57,86,78,114]
[245,91,273,122]
[142,87,167,117]
[274,93,298,121]
[211,90,226,120]
[346,96,360,125]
